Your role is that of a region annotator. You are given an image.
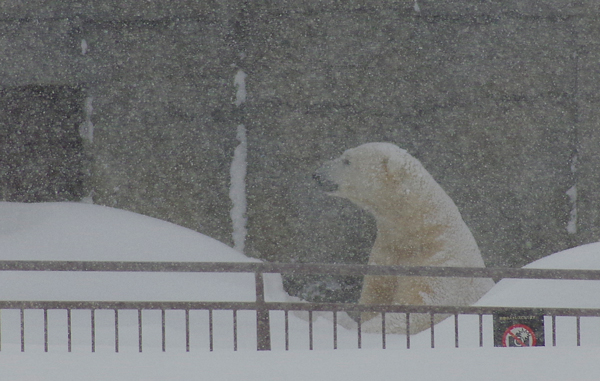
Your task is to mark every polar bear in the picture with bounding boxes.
[314,143,494,334]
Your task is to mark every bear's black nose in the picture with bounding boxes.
[313,171,339,192]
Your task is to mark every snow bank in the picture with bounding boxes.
[0,202,272,302]
[3,347,600,381]
[477,242,600,309]
[417,242,600,349]
[0,202,296,351]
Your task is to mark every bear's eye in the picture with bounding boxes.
[342,158,351,165]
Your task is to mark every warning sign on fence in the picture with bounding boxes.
[493,311,545,347]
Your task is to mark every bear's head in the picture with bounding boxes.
[314,143,417,213]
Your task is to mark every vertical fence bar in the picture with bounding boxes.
[44,309,48,352]
[381,312,386,349]
[138,309,143,353]
[357,314,362,349]
[454,313,459,348]
[0,309,2,352]
[185,309,190,352]
[254,271,271,351]
[406,313,411,349]
[478,314,483,347]
[67,309,72,353]
[430,313,435,349]
[233,310,238,351]
[209,309,214,352]
[91,309,95,353]
[20,308,24,352]
[285,310,289,351]
[308,310,313,350]
[114,309,119,353]
[333,311,337,350]
[576,316,581,347]
[161,309,166,352]
[552,315,557,347]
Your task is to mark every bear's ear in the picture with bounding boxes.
[381,155,402,185]
[382,157,390,175]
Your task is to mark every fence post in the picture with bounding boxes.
[255,271,271,350]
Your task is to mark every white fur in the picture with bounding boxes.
[316,143,494,334]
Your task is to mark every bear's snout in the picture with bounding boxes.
[313,170,339,193]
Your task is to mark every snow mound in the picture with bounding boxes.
[0,201,252,262]
[417,242,600,348]
[0,202,285,302]
[477,242,600,309]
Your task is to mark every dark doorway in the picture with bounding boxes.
[0,85,86,202]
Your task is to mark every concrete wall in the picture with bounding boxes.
[2,1,599,302]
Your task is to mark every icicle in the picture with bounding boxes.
[566,155,578,235]
[230,125,248,253]
[79,96,94,142]
[413,0,421,13]
[230,69,249,252]
[234,70,247,106]
[566,185,577,235]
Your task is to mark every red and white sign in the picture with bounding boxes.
[502,324,537,347]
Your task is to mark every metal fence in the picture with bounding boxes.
[1,260,600,352]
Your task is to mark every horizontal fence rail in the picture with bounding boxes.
[5,300,600,317]
[1,261,599,352]
[1,260,600,280]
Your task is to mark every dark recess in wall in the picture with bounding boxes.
[0,85,86,203]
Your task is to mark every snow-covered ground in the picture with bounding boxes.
[1,202,600,380]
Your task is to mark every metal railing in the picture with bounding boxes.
[1,260,599,352]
